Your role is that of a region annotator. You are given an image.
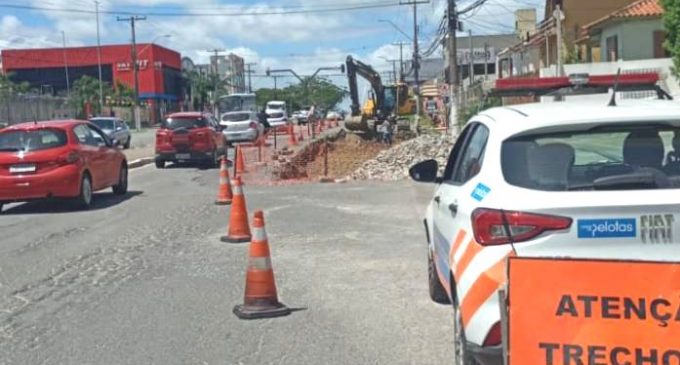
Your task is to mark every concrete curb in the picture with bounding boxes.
[128,157,155,169]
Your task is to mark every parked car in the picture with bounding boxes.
[410,100,680,365]
[220,111,264,143]
[293,109,310,125]
[265,101,288,128]
[325,111,341,121]
[89,117,131,149]
[0,120,128,212]
[154,112,227,169]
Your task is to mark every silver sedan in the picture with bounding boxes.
[220,111,265,143]
[89,117,132,149]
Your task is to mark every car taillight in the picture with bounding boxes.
[249,121,257,129]
[471,208,572,246]
[483,322,502,346]
[58,151,80,165]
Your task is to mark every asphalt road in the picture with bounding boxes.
[0,166,454,364]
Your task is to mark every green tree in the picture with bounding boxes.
[0,73,30,101]
[662,0,680,76]
[255,77,346,112]
[71,75,103,118]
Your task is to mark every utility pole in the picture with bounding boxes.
[400,0,428,132]
[206,48,225,114]
[245,62,256,93]
[468,29,474,87]
[61,31,70,99]
[447,0,459,134]
[484,42,489,79]
[554,5,564,76]
[95,1,104,113]
[117,15,146,131]
[393,41,410,81]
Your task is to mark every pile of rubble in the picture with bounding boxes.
[349,134,454,181]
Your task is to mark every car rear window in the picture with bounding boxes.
[163,117,207,130]
[0,129,68,152]
[222,113,251,122]
[90,119,115,130]
[502,124,680,191]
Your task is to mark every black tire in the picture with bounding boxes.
[454,306,479,365]
[73,173,93,210]
[155,159,165,169]
[429,250,451,304]
[124,136,131,149]
[0,202,4,214]
[112,163,128,195]
[206,150,218,168]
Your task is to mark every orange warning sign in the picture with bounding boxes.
[508,257,680,365]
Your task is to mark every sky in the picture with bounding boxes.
[0,0,545,91]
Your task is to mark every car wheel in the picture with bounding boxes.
[429,250,451,304]
[155,159,165,169]
[0,202,4,214]
[124,136,131,149]
[454,306,479,365]
[208,150,219,168]
[112,163,128,195]
[73,173,93,210]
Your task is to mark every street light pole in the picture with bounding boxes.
[61,31,70,99]
[95,0,104,113]
[245,62,256,94]
[117,15,146,131]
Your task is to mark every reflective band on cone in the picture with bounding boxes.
[215,157,233,206]
[233,210,291,320]
[220,176,251,243]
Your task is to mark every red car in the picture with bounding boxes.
[155,112,227,168]
[0,120,128,212]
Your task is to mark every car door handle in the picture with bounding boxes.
[448,202,458,215]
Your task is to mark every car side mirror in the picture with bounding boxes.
[409,159,439,183]
[112,138,121,147]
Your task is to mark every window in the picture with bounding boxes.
[0,129,67,152]
[654,31,670,59]
[443,124,474,181]
[452,124,489,184]
[606,35,618,61]
[74,124,108,147]
[162,117,207,130]
[501,124,680,191]
[443,123,489,184]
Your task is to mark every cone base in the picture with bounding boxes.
[233,302,291,320]
[220,235,251,243]
[215,200,232,206]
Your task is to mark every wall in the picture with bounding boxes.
[1,96,75,125]
[599,19,664,61]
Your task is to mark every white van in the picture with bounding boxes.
[265,101,288,128]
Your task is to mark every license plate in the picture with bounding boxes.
[176,153,191,160]
[9,164,36,173]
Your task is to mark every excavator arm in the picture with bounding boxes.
[346,56,385,118]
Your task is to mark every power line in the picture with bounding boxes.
[0,2,407,16]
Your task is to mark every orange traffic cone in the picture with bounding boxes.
[221,176,251,243]
[215,157,233,205]
[233,211,291,319]
[288,124,298,146]
[235,145,246,175]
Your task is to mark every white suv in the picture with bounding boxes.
[410,100,680,365]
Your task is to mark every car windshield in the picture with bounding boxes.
[502,123,680,191]
[90,119,115,130]
[222,113,251,122]
[163,117,207,130]
[268,104,284,110]
[0,128,68,152]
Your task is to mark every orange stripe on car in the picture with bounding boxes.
[460,253,514,327]
[454,239,482,280]
[449,230,467,265]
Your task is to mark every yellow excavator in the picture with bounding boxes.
[345,56,415,133]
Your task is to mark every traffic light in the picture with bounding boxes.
[266,68,271,77]
[340,64,345,74]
